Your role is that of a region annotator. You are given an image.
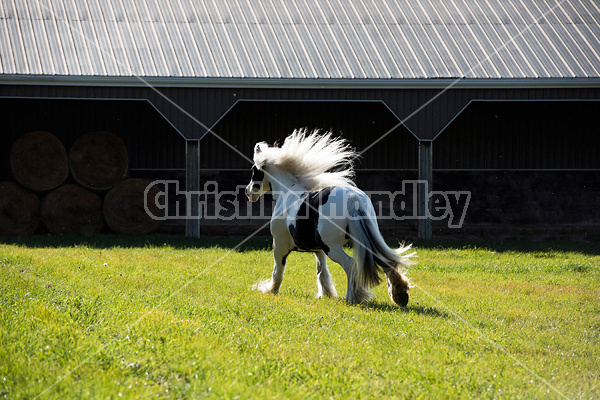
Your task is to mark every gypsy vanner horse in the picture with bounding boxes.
[245,130,415,306]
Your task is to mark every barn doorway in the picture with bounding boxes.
[0,98,186,234]
[433,100,600,236]
[198,100,419,235]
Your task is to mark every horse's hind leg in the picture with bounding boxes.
[254,241,289,295]
[326,246,372,304]
[315,250,338,298]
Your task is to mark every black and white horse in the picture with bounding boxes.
[245,130,415,306]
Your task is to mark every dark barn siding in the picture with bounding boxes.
[201,100,418,170]
[434,101,600,170]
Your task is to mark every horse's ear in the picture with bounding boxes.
[271,139,280,148]
[254,142,268,155]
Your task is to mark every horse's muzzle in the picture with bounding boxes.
[245,187,259,202]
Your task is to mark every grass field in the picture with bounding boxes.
[1,235,599,399]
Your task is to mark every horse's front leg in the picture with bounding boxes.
[254,242,290,295]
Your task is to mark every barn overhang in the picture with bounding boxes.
[1,79,599,141]
[2,74,600,90]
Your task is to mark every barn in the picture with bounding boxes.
[1,0,599,239]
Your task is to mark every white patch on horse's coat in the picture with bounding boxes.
[247,130,416,306]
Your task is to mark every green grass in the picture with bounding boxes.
[1,235,599,399]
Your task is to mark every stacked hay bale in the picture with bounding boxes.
[41,184,104,235]
[104,179,163,235]
[0,131,164,236]
[69,131,128,191]
[10,131,69,192]
[1,131,67,236]
[0,181,40,236]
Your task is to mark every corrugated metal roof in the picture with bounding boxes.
[1,0,599,80]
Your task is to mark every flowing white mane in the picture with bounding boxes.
[254,129,357,191]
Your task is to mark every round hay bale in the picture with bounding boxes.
[41,184,104,235]
[69,131,128,191]
[0,181,40,236]
[103,179,163,235]
[10,131,68,191]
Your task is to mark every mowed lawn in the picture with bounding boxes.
[1,235,599,399]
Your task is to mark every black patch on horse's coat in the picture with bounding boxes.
[288,187,334,253]
[281,253,289,266]
[251,165,265,184]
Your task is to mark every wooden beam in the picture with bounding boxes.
[185,140,200,238]
[418,140,432,239]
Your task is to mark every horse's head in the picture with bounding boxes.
[245,142,271,202]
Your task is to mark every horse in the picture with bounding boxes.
[245,129,415,306]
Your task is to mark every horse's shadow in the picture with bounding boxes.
[359,301,448,318]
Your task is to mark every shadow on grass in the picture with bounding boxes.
[0,234,273,251]
[1,233,598,256]
[406,238,600,256]
[360,300,449,318]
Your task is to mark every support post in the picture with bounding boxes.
[186,140,200,238]
[418,140,432,240]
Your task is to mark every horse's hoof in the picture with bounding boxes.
[391,291,409,307]
[317,289,338,299]
[253,279,277,294]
